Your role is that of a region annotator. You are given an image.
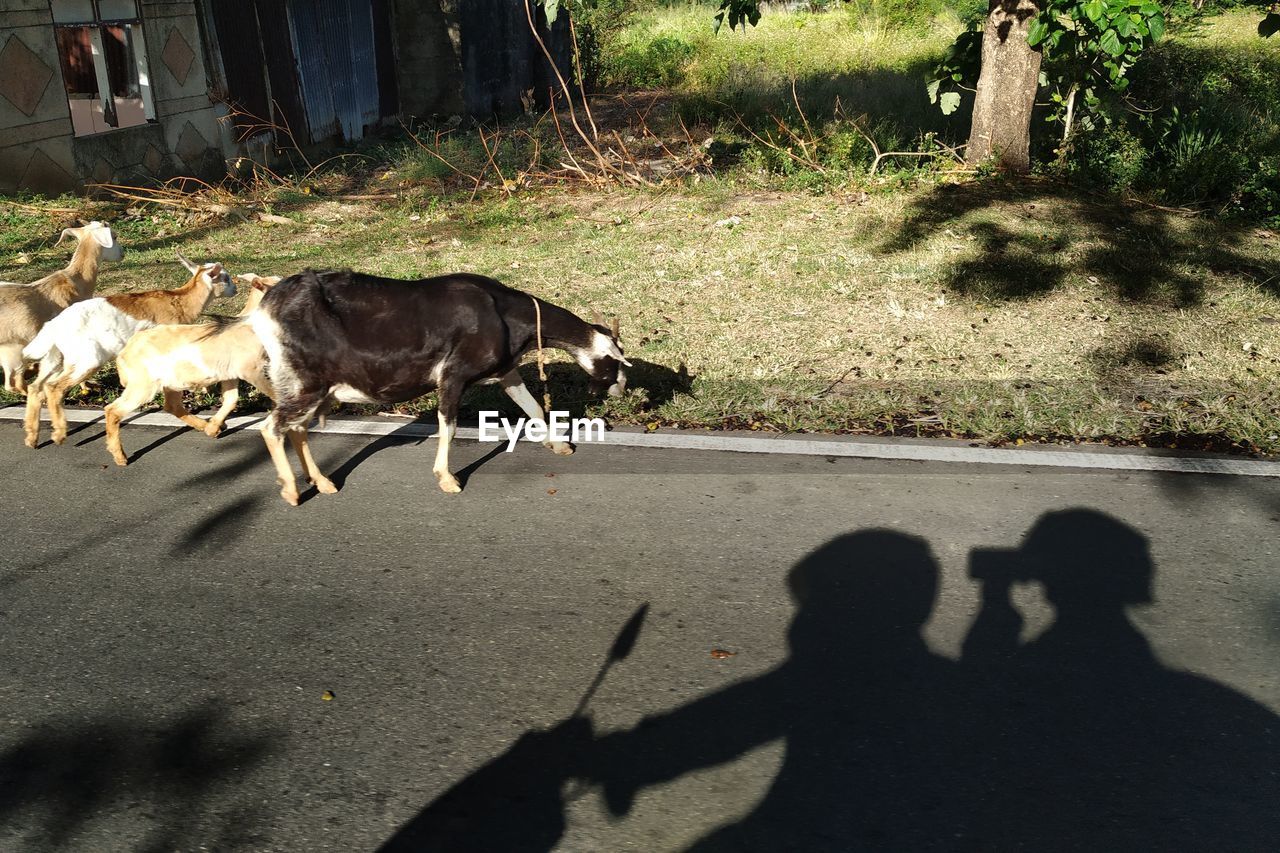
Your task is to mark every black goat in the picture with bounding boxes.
[249,268,630,504]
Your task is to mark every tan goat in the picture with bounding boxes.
[0,221,122,393]
[22,254,235,448]
[103,274,333,493]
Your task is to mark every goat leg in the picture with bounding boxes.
[103,398,133,466]
[22,384,43,448]
[202,380,240,437]
[433,384,463,493]
[45,377,78,446]
[162,388,212,434]
[260,421,301,506]
[500,370,573,456]
[286,428,338,495]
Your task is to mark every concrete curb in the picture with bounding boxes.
[3,404,1278,478]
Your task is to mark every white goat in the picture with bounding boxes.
[0,221,121,393]
[22,253,235,448]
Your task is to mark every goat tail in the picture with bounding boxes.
[21,322,58,363]
[194,314,246,342]
[26,346,63,391]
[21,328,63,389]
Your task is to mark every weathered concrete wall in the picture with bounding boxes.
[0,0,228,194]
[392,0,464,119]
[0,0,78,193]
[459,0,572,118]
[392,0,573,121]
[137,0,224,177]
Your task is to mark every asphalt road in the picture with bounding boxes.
[0,419,1277,851]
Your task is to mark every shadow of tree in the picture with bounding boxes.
[879,180,1280,305]
[375,511,1280,850]
[0,701,278,851]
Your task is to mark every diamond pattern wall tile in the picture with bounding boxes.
[0,35,54,117]
[143,143,166,176]
[161,27,195,86]
[90,157,113,184]
[175,120,208,168]
[19,148,76,194]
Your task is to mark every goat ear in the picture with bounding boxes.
[592,309,605,328]
[176,251,199,274]
[89,224,114,249]
[250,279,269,292]
[611,315,620,340]
[608,340,632,367]
[54,228,78,247]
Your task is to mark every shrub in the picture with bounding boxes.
[1060,125,1149,193]
[604,33,699,87]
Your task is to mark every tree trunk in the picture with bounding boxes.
[966,0,1043,173]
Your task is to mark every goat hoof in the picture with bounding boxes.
[312,477,339,495]
[547,441,575,456]
[51,434,66,446]
[204,424,223,438]
[280,489,300,506]
[23,436,37,449]
[112,455,128,467]
[437,475,463,494]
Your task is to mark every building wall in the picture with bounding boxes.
[0,0,228,194]
[392,0,464,120]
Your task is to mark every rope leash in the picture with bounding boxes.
[532,296,553,413]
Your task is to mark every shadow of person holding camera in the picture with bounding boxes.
[961,508,1280,849]
[595,530,961,849]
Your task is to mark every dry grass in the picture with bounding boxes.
[2,177,1278,452]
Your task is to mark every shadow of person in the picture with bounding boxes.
[378,604,650,852]
[596,530,958,850]
[376,711,594,852]
[961,509,1280,849]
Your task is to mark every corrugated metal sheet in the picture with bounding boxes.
[255,0,310,145]
[286,0,380,143]
[346,0,381,133]
[208,0,271,135]
[286,0,338,141]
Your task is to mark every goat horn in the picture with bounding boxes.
[611,315,620,340]
[175,250,199,274]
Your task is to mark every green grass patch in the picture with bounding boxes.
[3,178,1277,453]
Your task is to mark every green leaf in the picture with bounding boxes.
[926,78,941,104]
[1147,14,1164,40]
[1114,16,1134,38]
[1260,12,1280,38]
[940,91,962,115]
[1083,0,1105,23]
[544,0,559,24]
[1027,18,1049,47]
[1100,28,1125,57]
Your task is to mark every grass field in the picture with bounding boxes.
[4,174,1277,452]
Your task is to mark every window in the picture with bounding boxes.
[52,0,155,136]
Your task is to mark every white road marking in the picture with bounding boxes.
[2,405,1276,477]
